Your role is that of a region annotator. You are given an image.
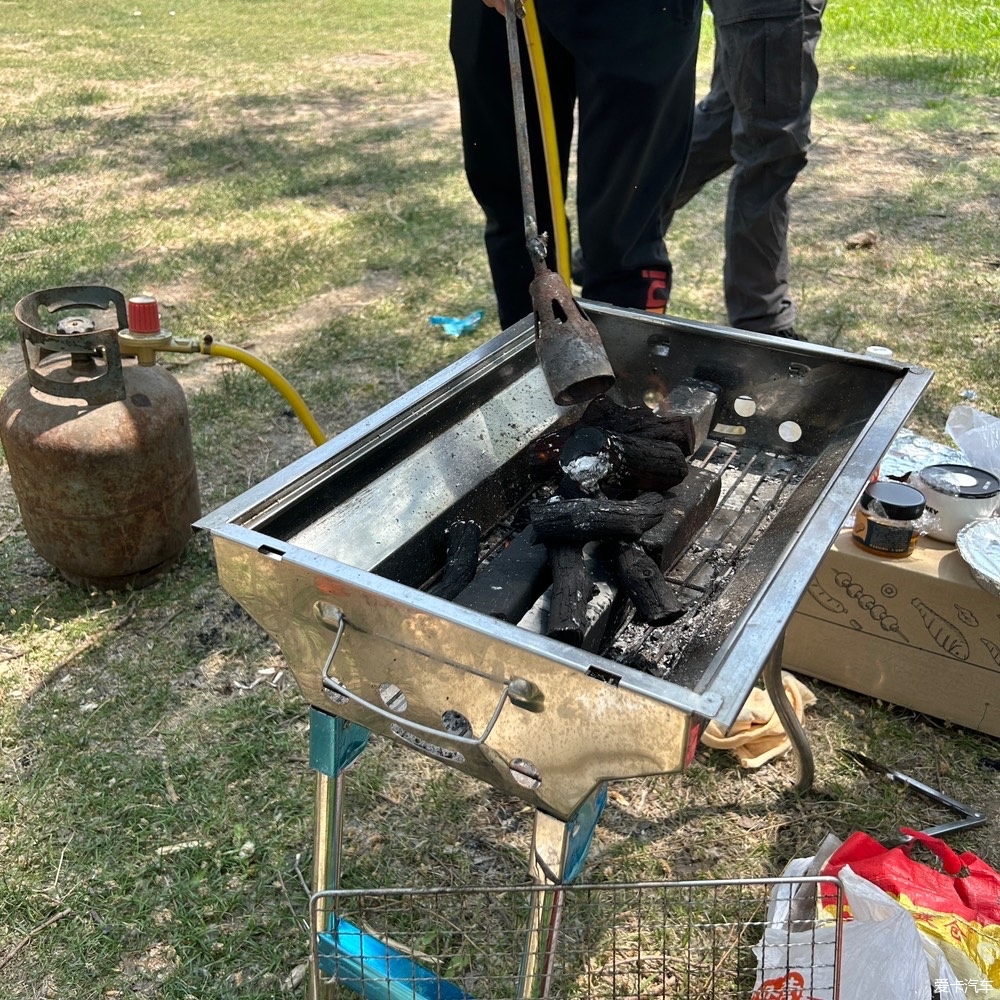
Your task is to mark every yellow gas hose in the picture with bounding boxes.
[522,0,572,286]
[199,341,327,446]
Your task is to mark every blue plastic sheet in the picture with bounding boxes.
[428,310,484,338]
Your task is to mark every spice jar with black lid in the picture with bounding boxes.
[852,480,926,557]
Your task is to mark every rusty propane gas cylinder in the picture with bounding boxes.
[0,286,201,590]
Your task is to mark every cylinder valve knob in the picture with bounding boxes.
[127,295,161,334]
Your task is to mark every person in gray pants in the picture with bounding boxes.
[664,0,826,340]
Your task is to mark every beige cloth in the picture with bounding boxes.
[701,671,816,769]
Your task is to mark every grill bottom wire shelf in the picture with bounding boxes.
[310,877,844,1000]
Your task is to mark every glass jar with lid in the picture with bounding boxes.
[852,480,926,557]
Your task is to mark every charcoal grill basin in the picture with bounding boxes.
[196,303,930,821]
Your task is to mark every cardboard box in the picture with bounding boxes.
[783,527,1000,737]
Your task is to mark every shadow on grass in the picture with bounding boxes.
[0,84,473,343]
[851,52,1000,96]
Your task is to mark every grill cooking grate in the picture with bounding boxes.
[673,442,807,599]
[610,441,810,678]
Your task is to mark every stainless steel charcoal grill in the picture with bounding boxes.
[196,303,929,998]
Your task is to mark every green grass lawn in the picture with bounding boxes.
[1,2,999,998]
[825,0,1000,90]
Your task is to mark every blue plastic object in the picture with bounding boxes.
[563,783,607,884]
[318,916,471,1000]
[428,310,485,338]
[310,707,370,779]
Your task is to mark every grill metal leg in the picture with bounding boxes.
[763,634,814,794]
[308,708,370,1000]
[519,785,607,999]
[310,771,340,1000]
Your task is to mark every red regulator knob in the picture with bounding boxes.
[127,295,161,334]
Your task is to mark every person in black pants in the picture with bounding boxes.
[663,0,827,340]
[449,0,703,330]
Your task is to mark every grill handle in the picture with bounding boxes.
[317,604,537,748]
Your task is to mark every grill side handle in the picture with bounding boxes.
[316,602,544,747]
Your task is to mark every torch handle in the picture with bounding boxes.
[504,1,546,266]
